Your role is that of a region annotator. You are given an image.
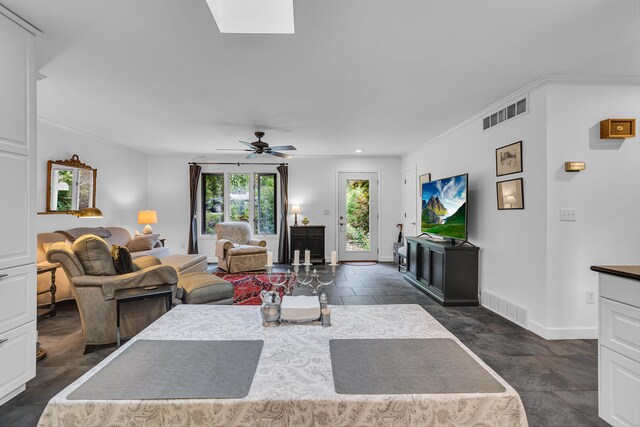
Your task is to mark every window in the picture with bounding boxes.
[229,173,250,222]
[201,171,277,235]
[201,173,224,234]
[255,173,277,234]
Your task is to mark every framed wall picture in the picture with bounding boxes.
[497,178,524,210]
[495,141,523,176]
[419,173,431,187]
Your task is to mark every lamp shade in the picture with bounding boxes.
[77,207,103,218]
[504,195,517,204]
[290,205,301,214]
[138,210,158,224]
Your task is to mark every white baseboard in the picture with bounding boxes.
[379,256,394,262]
[528,320,598,340]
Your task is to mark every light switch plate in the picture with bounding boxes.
[324,209,331,215]
[560,208,576,221]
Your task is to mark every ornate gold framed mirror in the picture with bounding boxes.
[46,154,97,213]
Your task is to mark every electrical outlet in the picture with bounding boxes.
[560,208,577,221]
[586,291,595,304]
[324,209,331,215]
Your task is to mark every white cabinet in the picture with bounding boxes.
[595,266,640,427]
[0,5,39,406]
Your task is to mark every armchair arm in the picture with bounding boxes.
[248,238,267,247]
[215,239,234,259]
[133,255,162,270]
[72,264,179,300]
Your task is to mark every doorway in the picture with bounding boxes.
[337,172,379,262]
[404,167,417,237]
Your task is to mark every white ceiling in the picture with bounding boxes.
[3,0,640,156]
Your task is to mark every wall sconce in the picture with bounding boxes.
[564,162,586,172]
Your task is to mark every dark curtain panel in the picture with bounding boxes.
[188,163,202,254]
[276,164,289,263]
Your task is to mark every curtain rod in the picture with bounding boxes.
[189,162,287,166]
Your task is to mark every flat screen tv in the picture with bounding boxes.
[421,173,468,241]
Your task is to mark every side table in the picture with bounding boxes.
[115,285,173,347]
[37,264,59,319]
[36,263,59,361]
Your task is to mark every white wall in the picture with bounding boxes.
[146,154,402,262]
[401,88,550,332]
[544,85,640,336]
[36,118,148,234]
[401,81,640,339]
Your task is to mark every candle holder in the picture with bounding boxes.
[265,262,338,296]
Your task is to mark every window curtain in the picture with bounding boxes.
[276,164,289,263]
[188,163,202,254]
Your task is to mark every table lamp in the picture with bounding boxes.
[291,205,301,226]
[138,210,158,234]
[504,195,516,209]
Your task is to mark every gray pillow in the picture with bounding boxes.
[72,235,117,276]
[127,234,160,252]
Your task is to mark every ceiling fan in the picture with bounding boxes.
[217,131,296,159]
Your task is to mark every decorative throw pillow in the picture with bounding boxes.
[72,235,117,276]
[127,234,159,252]
[111,245,135,275]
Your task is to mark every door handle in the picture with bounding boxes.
[0,274,7,279]
[339,223,344,226]
[410,222,416,225]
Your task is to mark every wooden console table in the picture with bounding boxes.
[403,236,479,306]
[290,225,326,265]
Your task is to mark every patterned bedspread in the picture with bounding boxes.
[38,304,528,427]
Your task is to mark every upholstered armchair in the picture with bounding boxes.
[46,235,178,351]
[215,222,268,273]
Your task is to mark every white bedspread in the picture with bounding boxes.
[38,304,528,427]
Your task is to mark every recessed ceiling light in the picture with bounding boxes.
[355,149,362,153]
[205,0,295,34]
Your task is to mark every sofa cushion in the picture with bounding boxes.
[127,234,160,252]
[130,246,171,259]
[179,273,234,304]
[162,254,208,273]
[111,245,135,275]
[227,245,268,256]
[72,235,117,276]
[56,227,112,241]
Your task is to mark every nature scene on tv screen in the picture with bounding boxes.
[421,175,467,239]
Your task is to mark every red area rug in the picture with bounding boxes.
[213,272,287,305]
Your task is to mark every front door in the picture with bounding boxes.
[337,172,379,262]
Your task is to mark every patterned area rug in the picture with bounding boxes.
[213,272,287,305]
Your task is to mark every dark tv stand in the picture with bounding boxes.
[403,236,479,306]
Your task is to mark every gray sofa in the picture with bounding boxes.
[37,227,207,305]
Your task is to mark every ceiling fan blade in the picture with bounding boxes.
[269,151,293,159]
[239,141,255,148]
[246,152,259,159]
[267,145,296,151]
[217,148,252,151]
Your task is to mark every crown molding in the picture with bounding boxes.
[402,74,640,157]
[38,116,148,156]
[0,4,41,36]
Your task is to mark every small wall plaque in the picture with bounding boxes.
[564,162,586,172]
[600,118,635,139]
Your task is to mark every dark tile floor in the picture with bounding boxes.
[0,262,608,426]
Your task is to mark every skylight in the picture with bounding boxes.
[205,0,295,34]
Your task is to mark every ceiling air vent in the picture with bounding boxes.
[482,96,528,131]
